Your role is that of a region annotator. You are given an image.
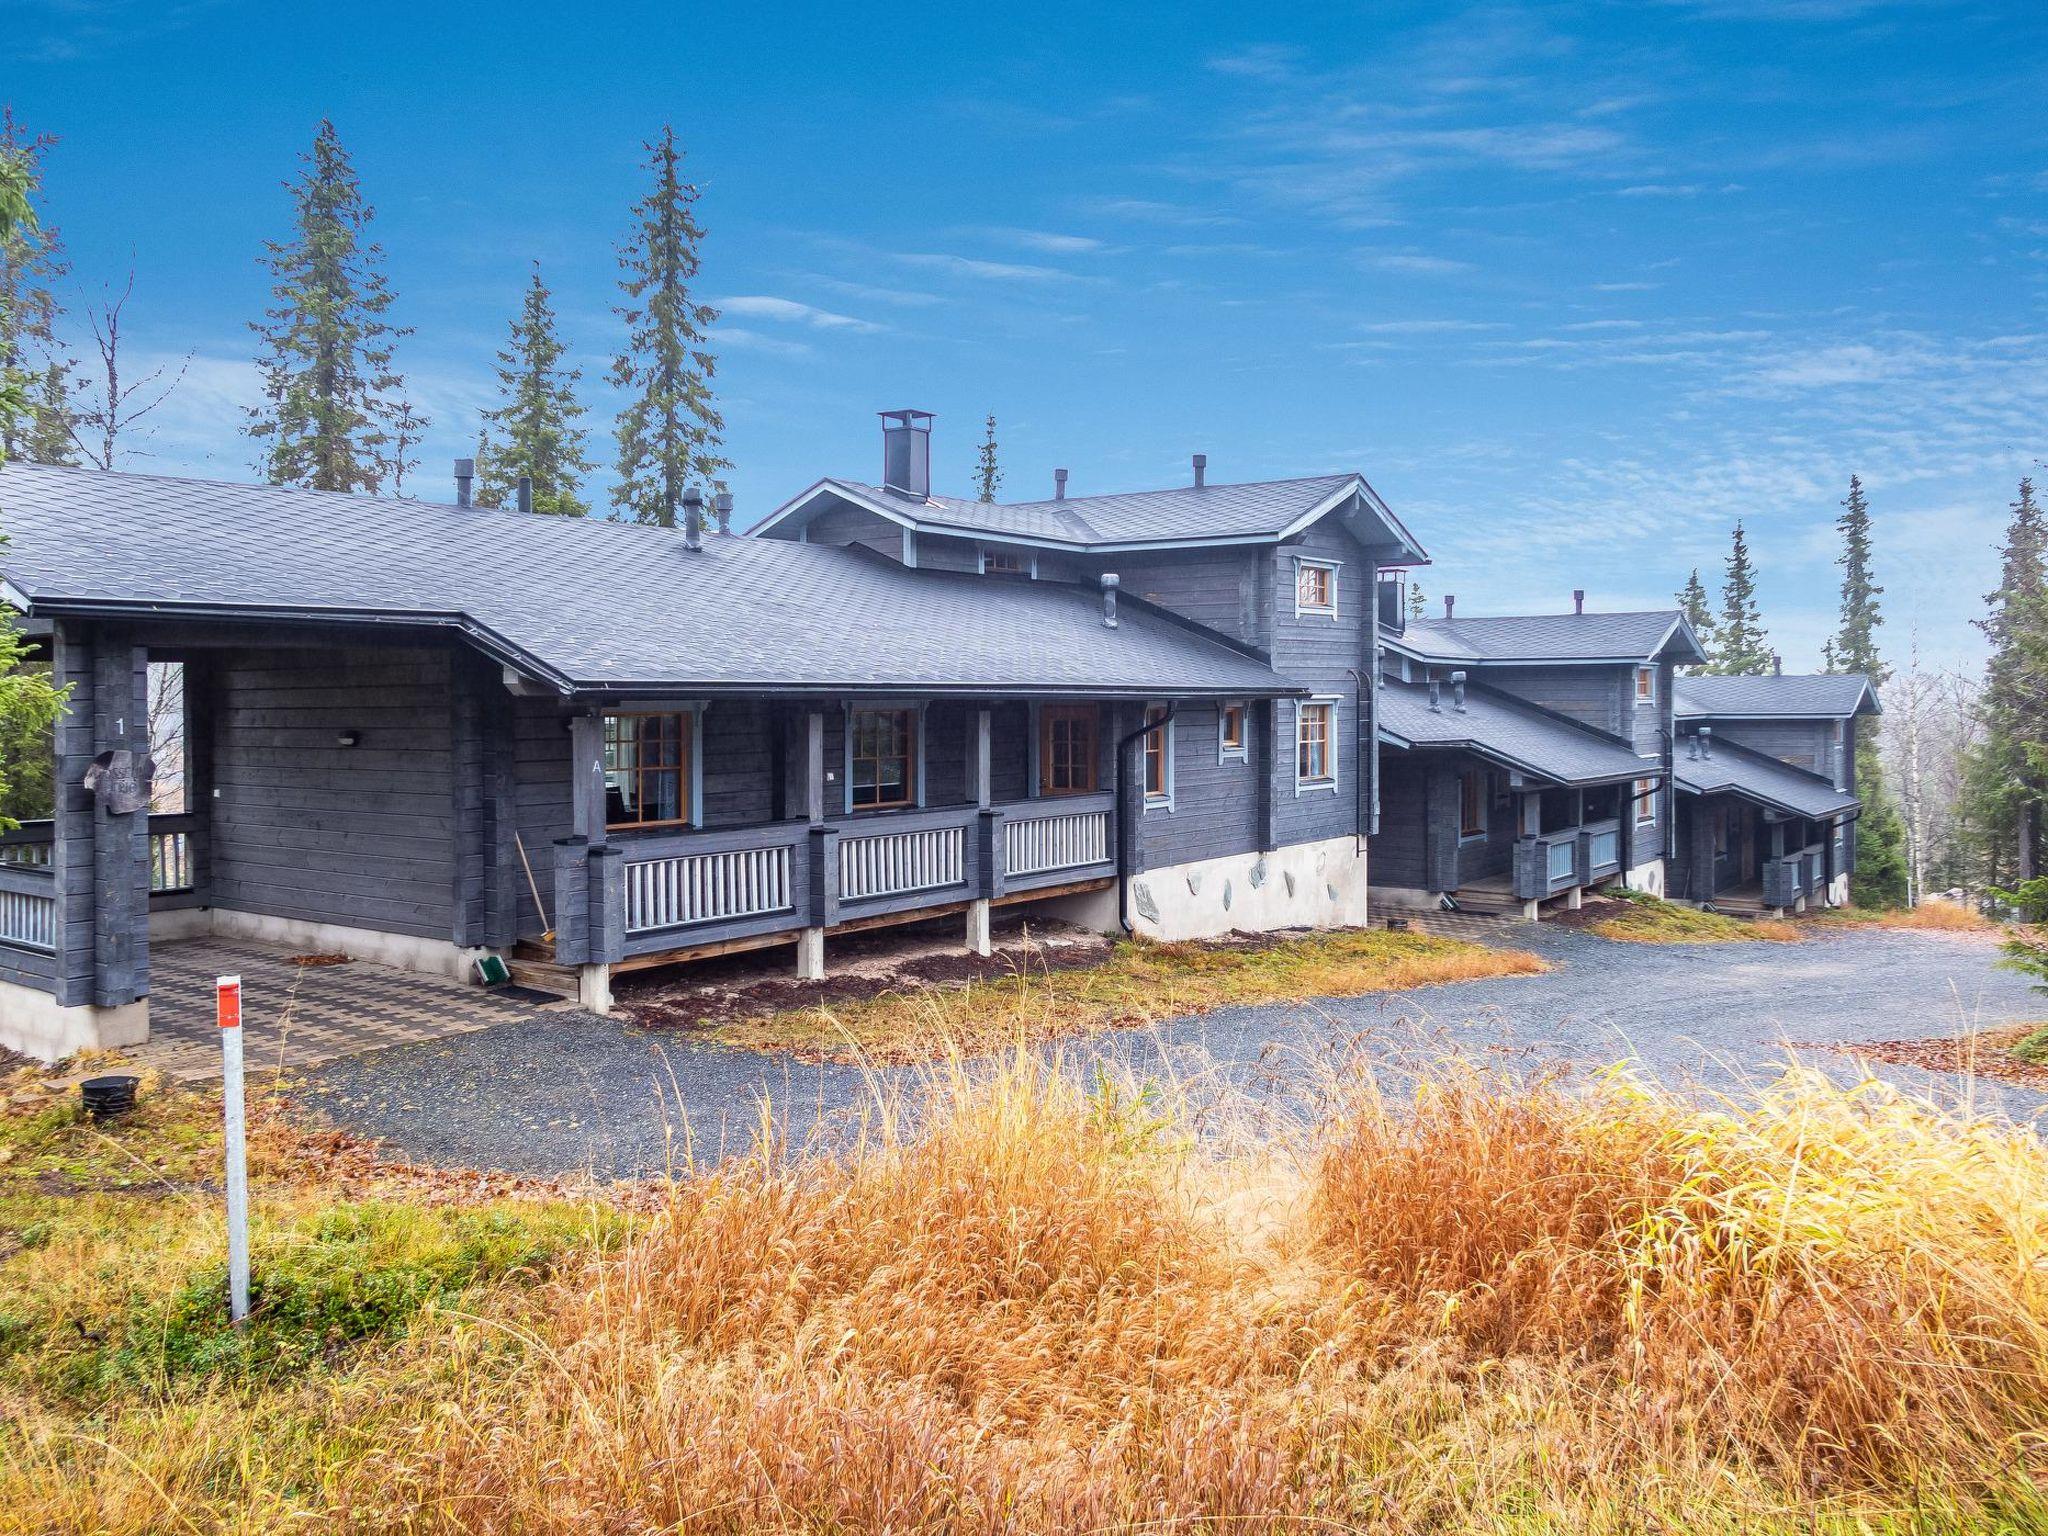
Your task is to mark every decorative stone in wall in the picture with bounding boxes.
[1186,872,1203,896]
[1222,880,1233,911]
[1283,871,1297,898]
[1133,881,1160,923]
[1248,858,1268,889]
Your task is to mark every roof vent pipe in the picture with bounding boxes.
[1444,594,1456,620]
[682,487,705,553]
[453,458,474,508]
[516,475,533,516]
[1100,572,1120,628]
[1573,588,1585,615]
[1428,675,1442,713]
[1192,453,1207,489]
[1687,733,1700,760]
[713,491,733,535]
[1699,725,1714,760]
[1450,669,1468,712]
[1772,652,1783,676]
[1055,467,1069,501]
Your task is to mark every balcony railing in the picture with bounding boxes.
[565,792,1119,964]
[0,865,55,952]
[1584,819,1622,876]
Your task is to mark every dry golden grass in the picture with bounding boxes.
[712,927,1548,1060]
[1589,894,1804,945]
[1813,897,1998,933]
[8,1050,2048,1532]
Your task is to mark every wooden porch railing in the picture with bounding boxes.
[0,865,55,951]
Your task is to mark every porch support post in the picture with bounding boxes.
[970,707,992,808]
[804,709,826,825]
[50,621,98,1010]
[91,629,151,1012]
[568,711,607,843]
[800,820,837,980]
[1687,800,1717,903]
[183,653,216,905]
[1423,764,1461,894]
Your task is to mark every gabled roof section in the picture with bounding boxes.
[752,471,1430,561]
[1391,609,1706,667]
[1673,737,1860,820]
[0,463,1300,701]
[1376,677,1655,786]
[1674,673,1881,720]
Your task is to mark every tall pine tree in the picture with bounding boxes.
[610,126,728,526]
[1964,478,2048,885]
[1829,475,1886,685]
[1707,520,1773,676]
[1823,473,1906,904]
[1675,567,1714,673]
[247,120,414,494]
[475,264,594,516]
[975,413,1002,502]
[0,110,67,465]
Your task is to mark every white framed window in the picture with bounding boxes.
[1634,664,1657,705]
[1142,703,1175,811]
[1295,697,1340,793]
[1293,557,1340,618]
[979,545,1036,578]
[1633,775,1659,826]
[1218,700,1248,763]
[844,701,928,814]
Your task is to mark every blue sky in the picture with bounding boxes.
[8,0,2045,669]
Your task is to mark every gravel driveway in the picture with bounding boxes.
[298,928,2048,1178]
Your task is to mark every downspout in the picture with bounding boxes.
[1114,704,1177,935]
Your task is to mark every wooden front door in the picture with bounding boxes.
[1039,705,1100,796]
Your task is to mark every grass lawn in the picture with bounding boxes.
[706,927,1548,1062]
[6,1049,2048,1532]
[1587,890,1803,945]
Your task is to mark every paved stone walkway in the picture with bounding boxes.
[295,927,2048,1178]
[137,938,586,1080]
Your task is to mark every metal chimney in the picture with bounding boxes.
[1444,594,1456,620]
[879,408,934,499]
[1192,453,1207,489]
[1054,468,1069,501]
[1699,725,1714,760]
[1100,572,1120,628]
[516,475,533,516]
[713,491,733,535]
[682,487,704,552]
[1772,652,1783,676]
[1428,675,1442,712]
[1687,733,1700,760]
[1450,669,1468,712]
[1573,588,1585,615]
[453,458,474,508]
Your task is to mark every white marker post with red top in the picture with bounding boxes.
[217,974,250,1325]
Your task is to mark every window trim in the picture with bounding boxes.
[1294,696,1341,795]
[1458,767,1488,842]
[843,702,926,814]
[1142,702,1175,812]
[1038,703,1100,796]
[978,544,1037,578]
[1633,775,1659,827]
[602,706,704,832]
[1634,664,1657,706]
[1217,700,1248,763]
[1292,556,1341,619]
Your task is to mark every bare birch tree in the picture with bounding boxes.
[69,269,189,469]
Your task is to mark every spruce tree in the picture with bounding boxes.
[975,413,1002,502]
[474,264,594,516]
[0,110,66,465]
[24,360,75,466]
[1830,474,1886,685]
[610,125,728,525]
[1707,520,1772,675]
[1821,474,1907,902]
[1408,579,1426,623]
[247,120,414,494]
[1964,478,2048,884]
[1676,566,1714,673]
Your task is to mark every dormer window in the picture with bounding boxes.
[979,546,1035,578]
[1295,557,1339,618]
[1635,664,1656,704]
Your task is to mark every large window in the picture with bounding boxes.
[1634,776,1659,826]
[1459,769,1486,838]
[1218,701,1247,762]
[1295,559,1337,616]
[1143,704,1173,806]
[1297,700,1335,787]
[1039,705,1098,795]
[851,707,918,810]
[604,712,691,828]
[1635,664,1657,704]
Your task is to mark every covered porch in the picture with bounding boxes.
[1671,732,1858,917]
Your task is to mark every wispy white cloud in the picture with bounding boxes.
[888,251,1090,283]
[1359,318,1505,333]
[716,295,884,332]
[1361,252,1477,276]
[961,227,1112,255]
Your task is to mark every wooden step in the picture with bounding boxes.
[506,958,578,1000]
[512,936,557,963]
[1445,888,1524,917]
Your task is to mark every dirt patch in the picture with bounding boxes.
[1546,894,1634,931]
[1832,1023,2048,1092]
[617,920,1116,1034]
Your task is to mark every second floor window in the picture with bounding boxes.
[604,712,691,828]
[1295,559,1337,616]
[1143,704,1172,803]
[1635,664,1657,704]
[1297,701,1335,785]
[851,708,917,810]
[1634,776,1658,825]
[1219,701,1247,760]
[981,547,1031,576]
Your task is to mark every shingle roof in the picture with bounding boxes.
[758,472,1430,560]
[1673,738,1860,820]
[1376,677,1655,785]
[1393,610,1703,665]
[0,464,1297,700]
[1674,673,1880,719]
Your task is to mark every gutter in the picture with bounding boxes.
[1113,704,1176,936]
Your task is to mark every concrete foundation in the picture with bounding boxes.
[965,898,992,956]
[1025,881,1122,935]
[1128,835,1371,942]
[1622,857,1666,898]
[205,908,490,981]
[0,977,149,1063]
[577,963,613,1015]
[795,926,826,980]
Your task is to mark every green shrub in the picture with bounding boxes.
[2009,1026,2048,1067]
